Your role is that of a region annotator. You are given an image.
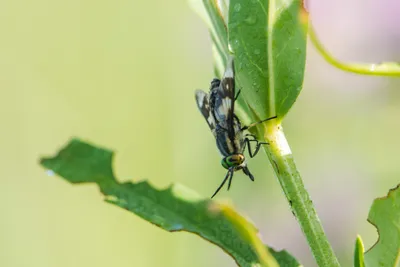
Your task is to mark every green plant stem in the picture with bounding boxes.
[261,122,341,267]
[308,25,400,77]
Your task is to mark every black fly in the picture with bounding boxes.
[195,56,277,198]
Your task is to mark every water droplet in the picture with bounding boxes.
[171,223,183,230]
[254,49,260,55]
[234,3,241,12]
[244,16,257,25]
[46,170,55,176]
[231,39,239,49]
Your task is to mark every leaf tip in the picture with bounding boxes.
[39,137,116,184]
[354,235,365,267]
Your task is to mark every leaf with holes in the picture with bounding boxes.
[40,138,301,267]
[364,184,400,267]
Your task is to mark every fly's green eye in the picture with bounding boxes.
[221,157,231,169]
[221,154,245,169]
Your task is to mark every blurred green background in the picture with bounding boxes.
[1,0,400,266]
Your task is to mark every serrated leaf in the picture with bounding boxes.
[354,235,365,267]
[365,184,400,267]
[228,0,307,120]
[40,138,301,267]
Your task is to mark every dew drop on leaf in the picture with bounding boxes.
[233,3,241,12]
[245,16,257,25]
[46,169,55,176]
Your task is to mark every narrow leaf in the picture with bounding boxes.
[189,0,229,76]
[40,138,301,267]
[365,184,400,267]
[354,235,365,267]
[189,0,255,125]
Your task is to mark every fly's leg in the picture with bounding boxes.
[234,89,241,101]
[241,115,277,131]
[211,168,234,198]
[242,166,255,181]
[227,169,234,190]
[245,133,257,139]
[244,134,268,158]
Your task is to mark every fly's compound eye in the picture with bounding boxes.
[221,154,245,169]
[221,157,230,169]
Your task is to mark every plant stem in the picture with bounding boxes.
[261,122,341,267]
[308,25,400,77]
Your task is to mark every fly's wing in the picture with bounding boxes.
[213,56,235,134]
[195,89,216,136]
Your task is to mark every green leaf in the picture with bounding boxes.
[354,235,365,267]
[364,184,400,267]
[213,202,279,267]
[40,138,301,267]
[190,0,307,124]
[228,0,307,120]
[268,248,301,267]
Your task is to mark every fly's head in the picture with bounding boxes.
[221,154,246,170]
[221,153,255,182]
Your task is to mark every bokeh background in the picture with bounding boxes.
[1,0,400,266]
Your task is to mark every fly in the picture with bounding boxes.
[195,56,277,198]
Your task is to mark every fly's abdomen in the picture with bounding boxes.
[215,129,242,157]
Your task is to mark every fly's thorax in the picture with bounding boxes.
[210,78,221,90]
[221,154,246,169]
